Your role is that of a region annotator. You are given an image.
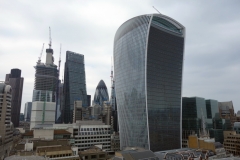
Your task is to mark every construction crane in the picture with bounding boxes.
[38,43,44,63]
[49,27,52,49]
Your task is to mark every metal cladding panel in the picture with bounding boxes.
[147,15,184,151]
[114,15,151,150]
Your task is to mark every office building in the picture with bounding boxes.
[223,131,240,156]
[93,80,109,107]
[0,82,13,159]
[114,14,185,151]
[63,51,87,123]
[30,41,57,129]
[87,95,91,107]
[234,122,240,134]
[219,101,236,129]
[5,68,24,127]
[24,102,32,122]
[73,101,83,122]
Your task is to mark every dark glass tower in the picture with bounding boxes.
[5,68,24,127]
[63,51,87,123]
[114,14,185,151]
[93,80,109,106]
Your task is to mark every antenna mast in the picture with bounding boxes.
[152,6,162,14]
[49,27,52,49]
[38,43,44,62]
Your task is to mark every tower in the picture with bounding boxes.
[93,80,109,107]
[30,29,58,129]
[63,51,87,123]
[5,68,24,127]
[114,14,185,151]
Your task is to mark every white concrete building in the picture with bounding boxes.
[30,101,56,129]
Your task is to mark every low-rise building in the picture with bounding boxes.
[79,146,108,160]
[223,131,240,156]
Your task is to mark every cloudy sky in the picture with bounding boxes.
[1,0,240,113]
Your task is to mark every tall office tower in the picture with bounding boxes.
[0,83,13,157]
[114,14,185,151]
[30,39,58,129]
[24,102,32,122]
[93,80,109,106]
[5,68,24,127]
[63,51,87,123]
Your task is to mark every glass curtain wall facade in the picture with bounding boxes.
[63,51,87,123]
[24,102,32,122]
[114,14,185,151]
[93,80,109,106]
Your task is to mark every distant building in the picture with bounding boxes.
[182,97,226,145]
[87,95,91,107]
[234,122,240,134]
[73,121,111,151]
[19,113,24,121]
[223,131,240,156]
[110,80,118,132]
[24,102,32,122]
[79,146,108,160]
[93,80,109,107]
[111,132,120,151]
[30,40,58,129]
[0,82,13,159]
[219,101,236,129]
[73,101,83,122]
[63,51,87,123]
[5,68,24,127]
[114,14,185,151]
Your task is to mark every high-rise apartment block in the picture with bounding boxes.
[5,68,24,127]
[114,14,185,151]
[0,83,13,158]
[63,51,87,123]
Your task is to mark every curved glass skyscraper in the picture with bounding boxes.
[93,80,109,106]
[114,14,185,151]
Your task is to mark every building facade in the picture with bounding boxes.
[24,102,32,122]
[219,101,236,129]
[5,69,24,127]
[93,80,109,107]
[30,44,58,129]
[63,51,87,123]
[114,14,185,151]
[0,83,13,159]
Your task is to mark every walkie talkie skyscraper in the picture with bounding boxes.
[114,14,185,151]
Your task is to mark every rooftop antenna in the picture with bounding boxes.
[38,43,44,62]
[152,6,162,14]
[49,27,52,49]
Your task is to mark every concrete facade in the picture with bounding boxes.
[0,83,13,159]
[30,101,56,129]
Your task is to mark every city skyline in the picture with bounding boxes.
[0,0,240,113]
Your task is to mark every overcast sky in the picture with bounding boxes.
[1,0,240,113]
